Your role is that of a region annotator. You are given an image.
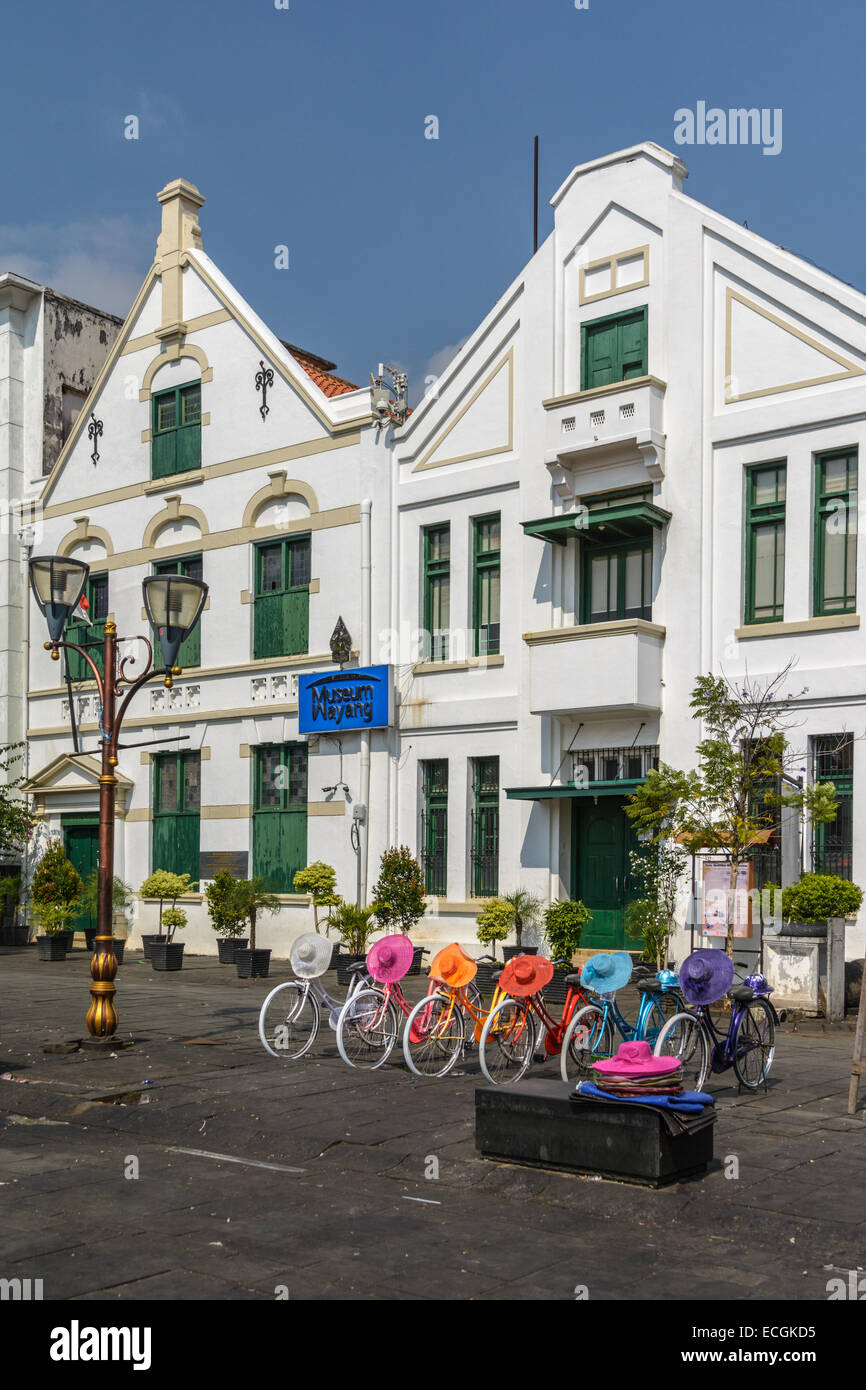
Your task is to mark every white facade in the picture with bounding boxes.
[25,148,865,963]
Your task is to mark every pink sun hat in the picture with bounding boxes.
[593,1040,682,1078]
[366,933,414,984]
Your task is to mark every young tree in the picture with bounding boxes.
[232,876,280,950]
[625,667,838,959]
[371,846,427,935]
[625,839,687,968]
[499,888,542,949]
[292,861,342,934]
[139,871,195,936]
[0,743,37,859]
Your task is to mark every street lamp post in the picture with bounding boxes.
[28,556,208,1047]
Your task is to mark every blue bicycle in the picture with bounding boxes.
[559,962,683,1083]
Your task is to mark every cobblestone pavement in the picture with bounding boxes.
[1,947,864,1301]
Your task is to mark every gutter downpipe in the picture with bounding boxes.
[359,498,372,905]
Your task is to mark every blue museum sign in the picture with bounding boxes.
[298,665,391,733]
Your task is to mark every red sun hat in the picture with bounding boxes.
[593,1040,682,1078]
[499,953,554,998]
[366,933,414,984]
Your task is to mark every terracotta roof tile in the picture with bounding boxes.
[282,340,359,398]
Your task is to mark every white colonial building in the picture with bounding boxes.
[24,146,865,964]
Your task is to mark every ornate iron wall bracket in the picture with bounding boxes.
[255,360,274,421]
[87,413,103,466]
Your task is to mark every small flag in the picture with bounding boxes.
[71,594,91,625]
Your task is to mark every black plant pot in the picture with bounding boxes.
[113,940,125,965]
[57,931,75,954]
[336,952,367,986]
[473,961,501,997]
[406,945,426,977]
[217,937,249,964]
[327,943,342,971]
[151,941,185,972]
[540,964,573,1005]
[141,934,165,961]
[502,945,538,962]
[236,948,271,979]
[36,935,67,961]
[1,924,29,948]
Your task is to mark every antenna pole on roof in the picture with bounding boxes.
[533,135,539,254]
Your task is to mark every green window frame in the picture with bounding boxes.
[152,554,203,668]
[471,757,499,898]
[151,381,202,479]
[252,743,308,893]
[580,540,652,625]
[814,449,858,616]
[152,751,201,881]
[472,514,501,657]
[423,525,450,662]
[64,573,108,681]
[745,463,787,625]
[253,535,311,659]
[581,306,648,391]
[421,760,448,896]
[812,735,854,878]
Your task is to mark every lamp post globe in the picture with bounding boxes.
[142,575,208,681]
[28,555,89,643]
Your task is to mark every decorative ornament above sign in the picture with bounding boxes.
[298,665,391,733]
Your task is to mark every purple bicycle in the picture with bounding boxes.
[652,950,777,1092]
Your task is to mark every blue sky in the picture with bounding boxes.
[2,0,864,396]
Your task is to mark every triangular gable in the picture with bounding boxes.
[23,752,134,795]
[724,287,866,403]
[413,350,514,471]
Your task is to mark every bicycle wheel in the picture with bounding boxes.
[258,982,320,1059]
[336,988,399,1070]
[733,997,776,1090]
[637,996,673,1050]
[654,1012,710,1092]
[403,993,465,1077]
[479,998,535,1085]
[559,1005,614,1085]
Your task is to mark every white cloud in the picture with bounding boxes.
[0,215,152,317]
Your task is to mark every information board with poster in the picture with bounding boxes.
[701,859,753,938]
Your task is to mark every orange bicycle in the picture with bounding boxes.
[402,944,506,1078]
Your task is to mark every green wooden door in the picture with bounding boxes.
[572,799,638,949]
[252,744,308,892]
[62,816,99,933]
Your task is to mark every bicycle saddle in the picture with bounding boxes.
[346,961,368,976]
[729,985,754,1003]
[639,976,662,992]
[491,969,503,983]
[565,972,582,985]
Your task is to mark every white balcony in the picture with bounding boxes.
[524,618,665,717]
[542,375,666,485]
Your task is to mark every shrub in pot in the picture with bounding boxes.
[139,869,194,958]
[293,862,342,934]
[542,898,592,997]
[781,874,863,934]
[31,840,82,961]
[331,902,379,984]
[499,888,542,960]
[151,906,187,971]
[233,877,280,978]
[80,871,133,952]
[204,870,249,963]
[475,897,513,961]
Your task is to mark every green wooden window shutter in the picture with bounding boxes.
[64,573,108,681]
[580,541,651,624]
[252,744,308,892]
[421,760,448,895]
[471,757,499,897]
[423,525,450,662]
[472,514,501,657]
[813,449,857,617]
[152,751,201,880]
[253,538,310,659]
[152,382,201,479]
[152,555,203,667]
[581,307,648,390]
[745,463,787,624]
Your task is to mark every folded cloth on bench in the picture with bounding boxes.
[570,1082,716,1137]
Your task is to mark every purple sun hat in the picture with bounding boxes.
[679,949,735,1006]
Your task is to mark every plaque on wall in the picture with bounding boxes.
[199,851,249,881]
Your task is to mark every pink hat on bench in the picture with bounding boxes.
[593,1040,682,1078]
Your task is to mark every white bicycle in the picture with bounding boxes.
[258,935,370,1060]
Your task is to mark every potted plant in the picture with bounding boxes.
[542,898,592,1003]
[233,878,280,978]
[205,870,249,963]
[0,873,27,948]
[371,845,427,973]
[138,870,194,958]
[293,861,343,968]
[330,902,379,984]
[499,888,542,960]
[781,874,863,937]
[151,906,187,971]
[31,840,82,960]
[474,898,514,991]
[80,872,133,962]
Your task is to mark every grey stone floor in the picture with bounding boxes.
[1,947,864,1301]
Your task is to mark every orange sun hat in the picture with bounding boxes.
[499,953,554,998]
[430,943,478,989]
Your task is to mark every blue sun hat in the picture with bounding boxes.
[580,951,633,995]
